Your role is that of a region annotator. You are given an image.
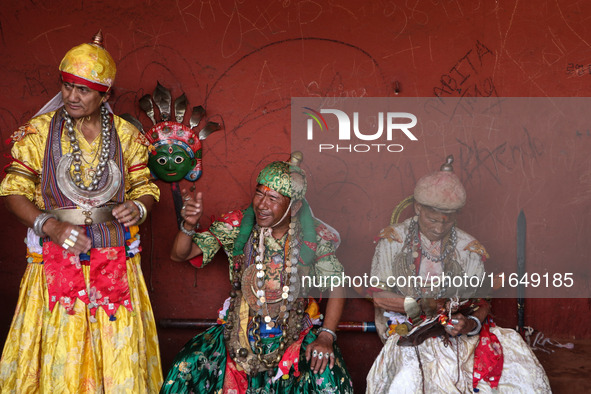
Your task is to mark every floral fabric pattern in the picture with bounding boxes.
[161,326,353,394]
[0,256,163,393]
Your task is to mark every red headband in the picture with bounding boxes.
[61,71,110,93]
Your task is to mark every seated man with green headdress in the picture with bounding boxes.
[161,153,353,393]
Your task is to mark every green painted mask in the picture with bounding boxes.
[145,121,203,182]
[148,144,197,182]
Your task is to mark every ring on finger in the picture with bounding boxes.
[318,352,323,359]
[70,229,79,237]
[451,318,459,324]
[312,350,318,357]
[184,196,190,201]
[324,352,330,359]
[68,234,78,242]
[64,238,75,247]
[61,242,70,250]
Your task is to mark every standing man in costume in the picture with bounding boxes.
[366,156,550,393]
[0,32,163,392]
[161,153,353,393]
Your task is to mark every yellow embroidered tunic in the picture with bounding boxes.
[0,110,163,393]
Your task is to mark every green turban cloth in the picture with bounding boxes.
[256,161,307,200]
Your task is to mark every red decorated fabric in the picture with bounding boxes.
[273,327,312,381]
[43,242,132,317]
[315,223,339,243]
[222,354,248,394]
[303,240,317,252]
[473,318,504,390]
[217,210,244,227]
[43,242,90,313]
[89,246,132,316]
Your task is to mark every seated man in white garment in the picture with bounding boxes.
[366,156,550,393]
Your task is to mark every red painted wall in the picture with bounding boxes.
[1,1,590,391]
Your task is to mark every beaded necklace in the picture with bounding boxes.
[418,227,457,263]
[252,224,299,328]
[63,105,111,191]
[224,220,305,373]
[402,217,458,298]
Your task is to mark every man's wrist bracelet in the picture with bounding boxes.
[33,212,57,237]
[318,327,337,342]
[132,200,147,225]
[467,315,482,336]
[179,219,199,237]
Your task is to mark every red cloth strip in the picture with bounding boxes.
[316,252,335,260]
[61,71,110,92]
[128,163,147,172]
[3,156,39,176]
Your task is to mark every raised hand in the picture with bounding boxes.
[181,189,203,228]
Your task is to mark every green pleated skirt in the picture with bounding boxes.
[160,325,353,393]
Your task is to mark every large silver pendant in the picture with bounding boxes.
[56,153,121,210]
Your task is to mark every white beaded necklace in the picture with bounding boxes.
[253,225,299,329]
